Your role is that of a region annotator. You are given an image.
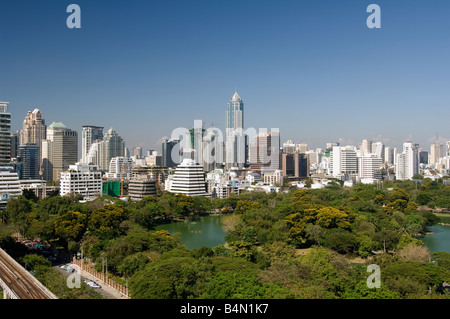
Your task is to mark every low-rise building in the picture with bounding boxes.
[128,178,156,201]
[59,163,102,201]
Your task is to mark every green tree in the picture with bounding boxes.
[88,204,127,239]
[22,254,51,270]
[129,256,197,299]
[53,211,87,243]
[200,272,269,299]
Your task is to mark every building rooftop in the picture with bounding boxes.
[229,91,242,103]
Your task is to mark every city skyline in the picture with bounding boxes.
[1,1,450,152]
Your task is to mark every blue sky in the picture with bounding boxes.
[1,0,449,153]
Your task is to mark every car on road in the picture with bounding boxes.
[82,278,101,289]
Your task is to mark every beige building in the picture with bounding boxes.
[41,122,78,181]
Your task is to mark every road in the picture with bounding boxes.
[55,263,129,299]
[0,248,56,299]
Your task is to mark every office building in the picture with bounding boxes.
[41,122,78,181]
[20,109,47,176]
[162,138,180,168]
[249,131,280,174]
[282,153,309,178]
[225,91,246,169]
[18,144,40,179]
[127,178,157,201]
[0,102,11,165]
[10,131,19,159]
[169,158,208,196]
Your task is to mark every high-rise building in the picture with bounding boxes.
[132,146,143,159]
[20,109,47,177]
[41,122,78,181]
[202,127,224,172]
[372,142,385,162]
[20,109,46,145]
[396,142,419,180]
[249,131,280,174]
[430,143,444,167]
[101,128,125,171]
[84,128,125,171]
[0,102,11,165]
[360,139,373,154]
[169,158,208,196]
[282,153,309,178]
[330,146,358,178]
[225,91,245,169]
[10,131,19,159]
[81,126,104,164]
[18,144,40,179]
[358,153,383,180]
[162,138,180,168]
[419,150,429,165]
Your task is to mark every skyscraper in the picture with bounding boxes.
[41,122,78,181]
[396,142,419,180]
[101,128,125,171]
[162,138,180,168]
[330,146,358,178]
[249,131,281,174]
[18,144,40,179]
[81,126,104,163]
[0,102,11,165]
[430,143,444,167]
[20,109,46,176]
[225,91,245,169]
[358,153,383,180]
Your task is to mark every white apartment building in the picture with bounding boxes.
[396,142,419,180]
[358,154,383,180]
[0,167,22,207]
[169,159,208,196]
[430,143,444,167]
[59,163,102,200]
[330,146,358,178]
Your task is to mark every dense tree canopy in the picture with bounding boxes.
[0,178,449,300]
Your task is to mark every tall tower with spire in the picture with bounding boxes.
[225,91,245,169]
